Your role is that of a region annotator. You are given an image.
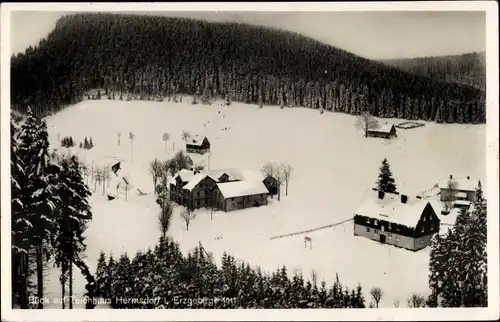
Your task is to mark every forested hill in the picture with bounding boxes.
[11,13,486,124]
[381,52,486,91]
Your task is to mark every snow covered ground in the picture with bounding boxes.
[41,98,486,308]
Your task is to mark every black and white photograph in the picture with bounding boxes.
[1,2,499,321]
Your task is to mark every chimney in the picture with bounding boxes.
[401,194,408,204]
[378,191,385,200]
[467,176,470,180]
[449,174,453,179]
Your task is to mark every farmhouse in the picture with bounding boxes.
[367,124,397,139]
[186,135,210,154]
[168,169,196,204]
[438,175,481,208]
[168,168,271,212]
[353,191,440,251]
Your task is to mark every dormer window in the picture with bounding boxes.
[374,219,378,225]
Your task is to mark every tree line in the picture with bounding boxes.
[11,13,485,124]
[94,236,367,309]
[381,52,486,91]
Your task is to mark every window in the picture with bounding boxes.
[366,218,370,224]
[374,219,378,225]
[381,226,385,232]
[366,227,370,233]
[197,191,200,197]
[420,240,424,244]
[374,229,379,234]
[423,216,426,222]
[396,236,400,242]
[421,226,425,233]
[388,232,392,238]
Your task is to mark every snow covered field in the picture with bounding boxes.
[42,98,486,308]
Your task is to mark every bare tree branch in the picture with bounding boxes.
[355,112,378,138]
[180,207,196,231]
[370,287,383,308]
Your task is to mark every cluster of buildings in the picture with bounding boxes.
[179,133,482,252]
[353,175,481,251]
[168,168,278,212]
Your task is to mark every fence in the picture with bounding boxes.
[269,218,353,240]
[395,121,425,130]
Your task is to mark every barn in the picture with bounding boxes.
[367,124,397,139]
[213,180,270,212]
[353,190,440,251]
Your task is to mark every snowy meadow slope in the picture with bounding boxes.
[42,99,486,308]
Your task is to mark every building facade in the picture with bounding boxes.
[353,191,440,251]
[168,168,270,212]
[439,175,481,205]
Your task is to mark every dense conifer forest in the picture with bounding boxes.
[381,52,486,91]
[11,13,486,123]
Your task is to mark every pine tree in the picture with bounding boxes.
[95,251,109,299]
[84,137,89,149]
[428,187,487,307]
[11,119,31,308]
[89,137,94,149]
[107,254,117,305]
[461,187,487,306]
[435,100,445,123]
[376,158,397,193]
[18,109,60,309]
[53,155,93,309]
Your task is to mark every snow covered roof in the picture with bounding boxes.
[216,180,270,199]
[438,177,480,192]
[168,169,195,186]
[183,173,210,191]
[206,168,244,182]
[354,192,432,228]
[182,168,263,191]
[368,124,395,134]
[187,135,208,147]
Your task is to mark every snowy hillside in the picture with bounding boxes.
[42,98,486,308]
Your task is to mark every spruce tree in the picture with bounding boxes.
[53,155,93,309]
[376,158,397,193]
[95,251,109,299]
[428,187,487,307]
[11,119,31,308]
[84,137,89,149]
[18,109,60,308]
